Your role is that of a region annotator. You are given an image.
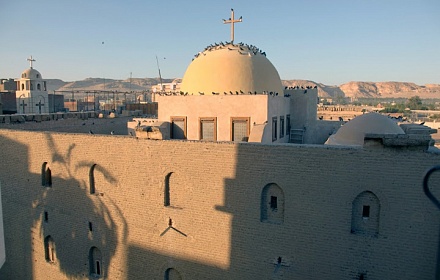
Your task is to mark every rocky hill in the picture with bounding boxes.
[50,77,179,92]
[45,77,440,99]
[282,80,440,99]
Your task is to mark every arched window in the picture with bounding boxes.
[37,83,41,90]
[164,172,173,206]
[351,191,380,236]
[41,162,47,186]
[44,235,55,263]
[89,247,103,278]
[30,82,33,90]
[164,268,182,280]
[89,164,97,194]
[21,83,24,90]
[41,162,52,187]
[261,183,284,224]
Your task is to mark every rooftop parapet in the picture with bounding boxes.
[399,123,437,135]
[364,132,434,150]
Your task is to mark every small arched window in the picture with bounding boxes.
[351,191,380,236]
[164,172,173,206]
[164,268,182,280]
[261,183,284,224]
[36,74,40,78]
[30,82,33,90]
[44,235,55,263]
[21,83,24,90]
[89,164,97,194]
[37,83,41,90]
[41,162,52,187]
[89,247,103,278]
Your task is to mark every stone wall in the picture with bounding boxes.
[0,130,439,279]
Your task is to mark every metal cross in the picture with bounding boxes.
[27,56,36,68]
[20,100,27,114]
[223,9,242,43]
[36,100,45,114]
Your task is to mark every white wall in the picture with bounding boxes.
[266,96,291,143]
[157,95,269,142]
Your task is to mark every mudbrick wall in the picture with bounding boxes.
[0,130,439,279]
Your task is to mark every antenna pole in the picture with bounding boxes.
[156,55,163,92]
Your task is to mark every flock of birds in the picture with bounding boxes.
[154,85,320,97]
[318,114,409,123]
[193,42,266,60]
[155,90,295,97]
[285,85,318,89]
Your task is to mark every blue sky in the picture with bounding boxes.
[1,0,439,85]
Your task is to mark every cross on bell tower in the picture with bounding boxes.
[27,56,36,69]
[223,9,242,43]
[36,99,45,114]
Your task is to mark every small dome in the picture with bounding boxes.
[180,43,283,95]
[325,113,405,146]
[21,68,42,79]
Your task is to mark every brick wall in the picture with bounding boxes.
[0,130,439,279]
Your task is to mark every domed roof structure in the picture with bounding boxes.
[325,113,405,146]
[21,68,42,80]
[180,43,283,95]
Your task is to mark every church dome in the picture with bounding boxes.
[21,68,42,80]
[325,112,405,146]
[180,43,283,95]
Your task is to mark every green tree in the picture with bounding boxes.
[406,96,422,110]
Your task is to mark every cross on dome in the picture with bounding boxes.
[223,9,242,43]
[27,56,36,68]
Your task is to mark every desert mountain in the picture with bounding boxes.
[45,78,440,99]
[282,80,440,99]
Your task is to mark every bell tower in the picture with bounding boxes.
[15,56,49,114]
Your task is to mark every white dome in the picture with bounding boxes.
[325,113,405,146]
[21,68,42,80]
[180,43,283,95]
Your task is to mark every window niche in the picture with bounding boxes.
[199,117,217,141]
[280,116,285,138]
[231,117,250,142]
[261,183,284,224]
[89,247,103,278]
[170,117,187,139]
[351,191,380,236]
[41,162,52,187]
[164,172,173,206]
[272,117,278,142]
[286,115,291,135]
[89,164,97,194]
[44,235,55,263]
[164,267,182,280]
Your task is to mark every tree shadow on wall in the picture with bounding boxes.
[0,132,127,279]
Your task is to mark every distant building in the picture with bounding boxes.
[151,79,181,93]
[15,56,49,114]
[130,43,324,144]
[0,79,18,114]
[48,94,65,113]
